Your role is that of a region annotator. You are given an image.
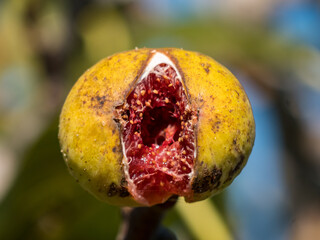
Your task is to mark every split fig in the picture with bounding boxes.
[59,48,255,206]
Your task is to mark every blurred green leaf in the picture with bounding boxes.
[0,118,121,240]
[176,199,232,240]
[78,7,132,64]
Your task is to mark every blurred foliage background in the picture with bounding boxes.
[1,0,320,239]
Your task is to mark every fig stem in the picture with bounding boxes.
[116,196,178,240]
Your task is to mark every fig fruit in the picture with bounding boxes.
[59,48,255,206]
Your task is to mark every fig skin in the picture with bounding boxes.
[59,48,255,206]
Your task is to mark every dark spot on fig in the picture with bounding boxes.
[233,139,237,145]
[83,101,86,105]
[104,181,130,198]
[90,95,110,109]
[232,137,242,153]
[112,147,117,153]
[113,117,120,124]
[119,187,130,197]
[89,71,97,77]
[218,70,227,76]
[208,166,223,189]
[201,63,211,74]
[112,129,116,135]
[107,183,118,197]
[192,176,211,193]
[88,179,91,182]
[192,166,222,193]
[211,119,221,133]
[95,95,106,107]
[121,178,128,187]
[225,154,245,183]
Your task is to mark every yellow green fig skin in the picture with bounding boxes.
[58,48,255,206]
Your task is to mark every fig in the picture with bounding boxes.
[59,48,255,206]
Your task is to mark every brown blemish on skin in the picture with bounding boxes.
[119,178,130,197]
[94,95,106,108]
[233,89,240,97]
[119,187,130,197]
[218,70,227,76]
[121,178,127,186]
[232,132,242,154]
[233,138,241,153]
[206,78,216,89]
[105,182,130,197]
[107,183,118,197]
[224,154,245,183]
[112,147,117,153]
[243,95,247,102]
[233,138,237,146]
[200,63,211,74]
[89,71,97,78]
[192,166,222,193]
[212,121,221,133]
[210,116,222,134]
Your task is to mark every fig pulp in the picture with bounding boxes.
[120,62,196,205]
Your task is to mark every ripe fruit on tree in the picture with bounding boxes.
[59,48,255,206]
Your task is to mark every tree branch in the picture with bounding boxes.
[116,196,178,240]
